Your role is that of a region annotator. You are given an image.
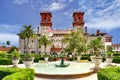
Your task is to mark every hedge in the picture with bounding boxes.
[113,53,120,56]
[0,58,12,65]
[0,67,34,80]
[112,57,120,63]
[97,67,120,80]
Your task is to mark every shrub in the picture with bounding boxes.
[112,57,120,63]
[24,53,33,58]
[0,67,34,80]
[7,54,12,59]
[81,55,91,61]
[0,58,12,65]
[12,49,20,59]
[33,54,41,62]
[113,53,120,56]
[68,58,74,61]
[19,58,23,64]
[0,52,7,58]
[97,67,120,80]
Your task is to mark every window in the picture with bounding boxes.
[106,37,112,42]
[32,40,34,43]
[39,45,41,48]
[39,52,41,54]
[77,16,80,21]
[31,51,35,54]
[44,15,47,22]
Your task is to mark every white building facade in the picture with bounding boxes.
[18,11,112,54]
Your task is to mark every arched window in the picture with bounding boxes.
[31,51,35,54]
[44,15,47,22]
[39,51,41,54]
[32,40,34,43]
[39,45,41,48]
[77,16,80,22]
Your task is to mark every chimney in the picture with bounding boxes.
[96,30,100,36]
[85,26,87,34]
[37,27,40,34]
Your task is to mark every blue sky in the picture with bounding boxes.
[0,0,120,46]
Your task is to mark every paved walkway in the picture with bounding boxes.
[35,73,97,80]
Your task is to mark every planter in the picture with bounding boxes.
[69,55,72,58]
[106,57,113,66]
[12,58,19,67]
[24,58,33,68]
[77,56,81,61]
[90,56,95,62]
[44,57,49,62]
[92,57,102,72]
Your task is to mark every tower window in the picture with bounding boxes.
[44,16,47,22]
[77,17,80,22]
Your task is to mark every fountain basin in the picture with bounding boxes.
[31,61,94,79]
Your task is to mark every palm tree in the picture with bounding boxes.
[62,28,86,54]
[38,35,51,53]
[19,25,36,53]
[88,37,104,56]
[19,30,26,53]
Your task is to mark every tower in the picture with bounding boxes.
[72,11,84,30]
[40,11,52,53]
[40,11,52,35]
[40,11,52,27]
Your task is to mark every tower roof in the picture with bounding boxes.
[73,11,84,17]
[40,11,52,17]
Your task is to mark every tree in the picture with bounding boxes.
[88,37,104,56]
[8,46,18,54]
[19,25,36,53]
[6,40,10,47]
[38,35,51,53]
[62,28,86,55]
[19,30,26,53]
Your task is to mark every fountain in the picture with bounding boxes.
[31,50,94,79]
[55,56,69,67]
[32,61,94,79]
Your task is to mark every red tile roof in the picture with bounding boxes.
[53,30,71,34]
[0,46,11,51]
[50,48,62,52]
[112,44,120,47]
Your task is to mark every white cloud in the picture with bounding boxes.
[0,33,19,46]
[13,0,29,5]
[48,2,65,11]
[77,0,120,30]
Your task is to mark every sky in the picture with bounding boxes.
[0,0,120,47]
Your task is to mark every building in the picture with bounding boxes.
[112,44,120,53]
[0,46,11,52]
[18,11,113,54]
